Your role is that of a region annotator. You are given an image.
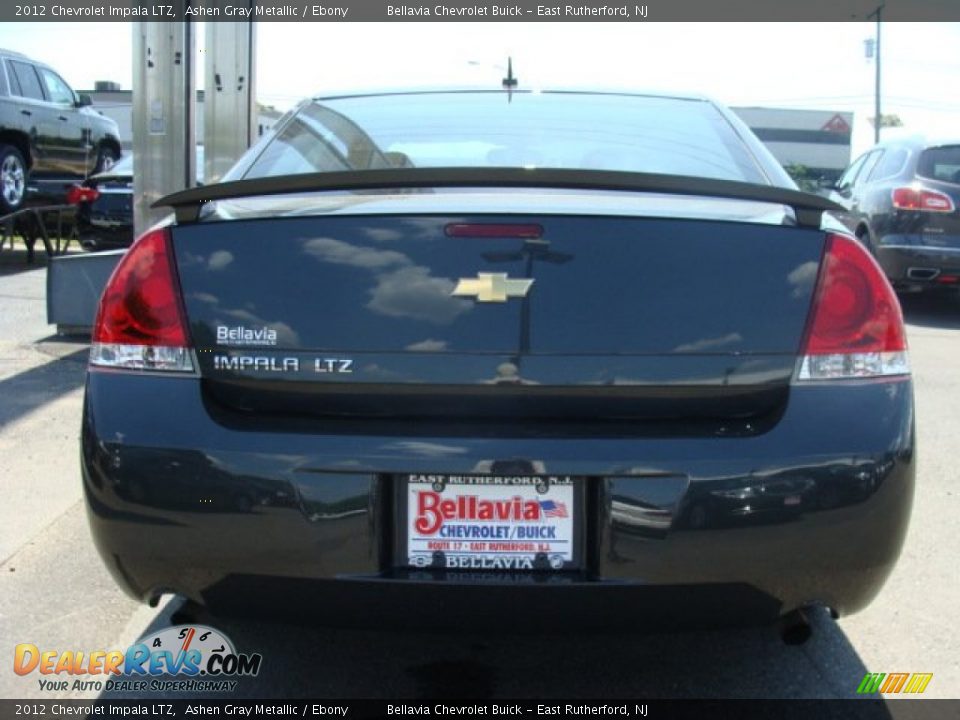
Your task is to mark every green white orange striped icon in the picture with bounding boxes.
[857,672,933,694]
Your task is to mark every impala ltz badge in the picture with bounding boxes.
[452,273,534,302]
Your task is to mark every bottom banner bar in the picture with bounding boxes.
[1,699,956,720]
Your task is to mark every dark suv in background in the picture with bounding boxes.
[0,48,122,214]
[829,136,960,294]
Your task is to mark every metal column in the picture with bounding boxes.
[204,18,257,184]
[132,20,196,236]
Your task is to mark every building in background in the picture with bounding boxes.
[732,106,854,187]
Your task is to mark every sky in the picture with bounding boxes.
[0,21,958,156]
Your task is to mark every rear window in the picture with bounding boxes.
[239,92,766,184]
[104,154,133,175]
[917,145,960,185]
[116,155,133,173]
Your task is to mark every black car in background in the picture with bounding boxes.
[70,153,133,250]
[82,90,914,631]
[0,48,122,213]
[829,136,960,293]
[70,149,205,250]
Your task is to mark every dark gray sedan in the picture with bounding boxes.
[81,90,914,636]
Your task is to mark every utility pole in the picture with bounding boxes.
[869,3,884,144]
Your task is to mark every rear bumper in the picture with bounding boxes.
[76,220,134,250]
[876,237,960,290]
[81,372,915,627]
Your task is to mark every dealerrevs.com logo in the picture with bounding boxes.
[14,625,263,693]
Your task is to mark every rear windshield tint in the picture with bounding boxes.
[239,92,766,184]
[918,145,960,185]
[106,155,133,175]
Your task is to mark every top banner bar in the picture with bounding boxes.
[4,0,960,22]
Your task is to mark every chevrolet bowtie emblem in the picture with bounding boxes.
[452,273,534,302]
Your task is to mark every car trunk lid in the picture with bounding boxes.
[171,201,824,424]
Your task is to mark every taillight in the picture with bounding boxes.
[891,186,955,213]
[66,185,100,205]
[797,233,909,381]
[90,227,194,372]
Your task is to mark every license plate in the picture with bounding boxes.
[400,474,581,571]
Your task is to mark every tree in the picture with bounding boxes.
[783,163,820,193]
[869,114,903,128]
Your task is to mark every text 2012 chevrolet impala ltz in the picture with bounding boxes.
[82,90,913,629]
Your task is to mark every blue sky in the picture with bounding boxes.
[1,21,958,156]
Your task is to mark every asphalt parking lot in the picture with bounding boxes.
[1,249,958,704]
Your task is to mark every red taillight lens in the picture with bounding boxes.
[797,233,909,380]
[90,228,193,372]
[66,185,100,205]
[891,186,955,213]
[94,228,187,346]
[803,234,905,354]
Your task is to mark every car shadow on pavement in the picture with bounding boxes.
[101,598,894,711]
[0,344,88,429]
[900,292,960,331]
[0,248,47,276]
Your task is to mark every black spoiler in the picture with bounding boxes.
[154,167,843,229]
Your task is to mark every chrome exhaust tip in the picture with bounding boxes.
[907,267,940,281]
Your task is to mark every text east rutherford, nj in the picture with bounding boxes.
[387,5,649,18]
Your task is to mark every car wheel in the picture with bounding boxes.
[94,145,118,174]
[0,145,27,215]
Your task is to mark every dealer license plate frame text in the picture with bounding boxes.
[395,474,585,572]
